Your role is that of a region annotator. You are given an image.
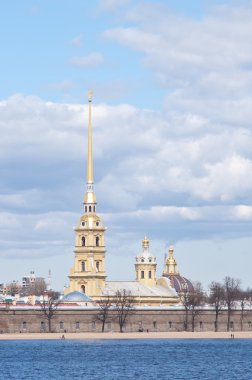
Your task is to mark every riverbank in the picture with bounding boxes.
[1,331,252,340]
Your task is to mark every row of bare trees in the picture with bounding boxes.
[180,276,252,332]
[6,279,47,297]
[97,290,135,332]
[40,289,135,333]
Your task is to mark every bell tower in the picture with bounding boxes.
[68,92,106,297]
[162,244,179,276]
[135,236,157,286]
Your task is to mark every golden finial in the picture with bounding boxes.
[142,235,149,249]
[88,90,93,102]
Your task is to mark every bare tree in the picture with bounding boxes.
[223,276,241,331]
[180,287,191,331]
[25,279,47,296]
[208,281,225,332]
[96,296,112,332]
[40,291,60,333]
[113,290,135,333]
[237,288,252,331]
[188,282,205,332]
[180,282,204,332]
[6,281,20,297]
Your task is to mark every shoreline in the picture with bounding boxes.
[1,331,252,341]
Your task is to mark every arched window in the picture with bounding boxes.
[22,321,27,330]
[81,285,85,294]
[93,206,96,212]
[81,236,85,246]
[96,236,99,247]
[141,271,144,279]
[41,321,45,331]
[96,261,100,272]
[85,206,87,213]
[148,271,152,279]
[81,261,86,272]
[89,206,92,212]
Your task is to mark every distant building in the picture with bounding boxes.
[22,271,45,289]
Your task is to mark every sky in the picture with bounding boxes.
[1,0,252,292]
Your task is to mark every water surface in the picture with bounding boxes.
[0,339,251,379]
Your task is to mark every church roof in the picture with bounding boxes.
[102,281,177,298]
[166,275,194,293]
[62,291,92,302]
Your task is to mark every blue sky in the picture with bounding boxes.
[1,0,252,291]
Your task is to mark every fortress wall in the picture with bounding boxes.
[0,308,251,334]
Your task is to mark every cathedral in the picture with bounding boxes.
[65,92,192,306]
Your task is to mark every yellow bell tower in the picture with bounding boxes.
[162,244,179,276]
[135,237,157,286]
[67,91,106,297]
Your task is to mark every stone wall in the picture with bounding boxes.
[0,307,251,333]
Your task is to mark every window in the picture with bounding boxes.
[93,206,96,212]
[76,321,80,330]
[141,271,144,279]
[81,285,86,293]
[89,206,92,212]
[230,321,234,330]
[96,221,99,226]
[41,321,45,331]
[85,206,87,213]
[169,321,172,329]
[81,221,85,227]
[60,321,64,330]
[200,321,203,330]
[96,236,99,246]
[81,236,85,246]
[153,321,157,329]
[96,261,100,272]
[22,321,27,330]
[149,258,152,263]
[81,261,86,272]
[248,321,251,330]
[138,322,143,332]
[92,321,96,331]
[148,271,152,279]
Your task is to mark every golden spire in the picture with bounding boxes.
[87,90,93,184]
[84,91,96,208]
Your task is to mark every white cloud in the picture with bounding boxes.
[98,0,129,11]
[103,3,252,128]
[70,52,105,67]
